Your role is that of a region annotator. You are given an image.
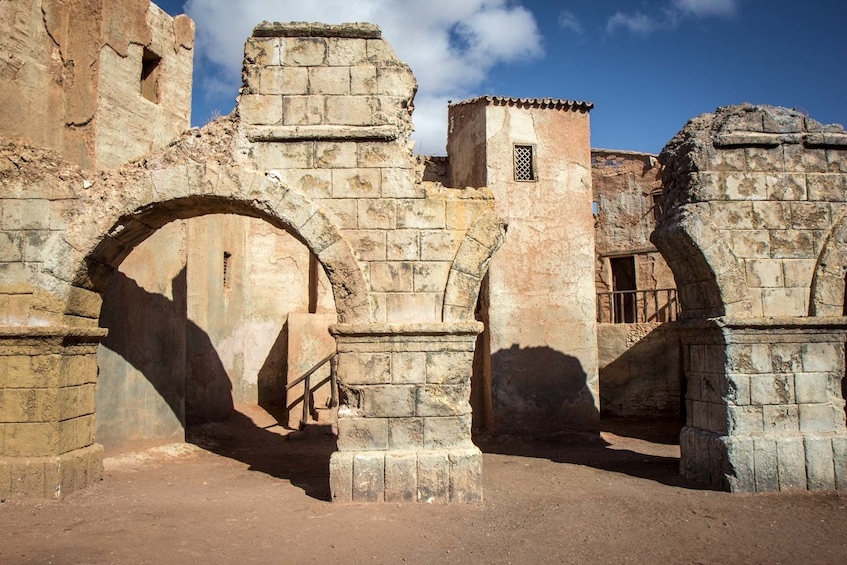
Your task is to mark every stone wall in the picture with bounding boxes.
[0,22,505,502]
[0,0,193,170]
[653,104,847,492]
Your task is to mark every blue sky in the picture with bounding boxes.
[155,0,847,155]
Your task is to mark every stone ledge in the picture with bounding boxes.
[331,321,484,338]
[246,125,398,142]
[714,132,847,148]
[253,21,382,39]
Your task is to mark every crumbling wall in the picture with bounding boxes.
[653,104,847,492]
[0,22,505,503]
[0,0,193,170]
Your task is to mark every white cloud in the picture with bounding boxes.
[672,0,738,18]
[607,0,740,36]
[606,11,661,35]
[558,10,583,35]
[184,0,543,154]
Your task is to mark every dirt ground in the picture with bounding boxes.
[2,407,845,565]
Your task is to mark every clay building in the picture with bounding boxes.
[1,1,845,502]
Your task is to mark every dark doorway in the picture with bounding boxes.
[611,256,636,323]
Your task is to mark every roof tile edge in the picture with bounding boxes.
[449,96,593,112]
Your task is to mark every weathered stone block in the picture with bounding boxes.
[308,67,350,95]
[332,169,381,198]
[750,374,794,405]
[724,436,756,493]
[420,230,462,261]
[745,259,783,288]
[751,201,791,229]
[239,94,282,125]
[0,389,37,423]
[799,403,836,433]
[253,141,314,169]
[259,67,308,95]
[412,261,451,293]
[337,352,391,385]
[357,199,396,230]
[782,259,816,287]
[384,293,440,323]
[392,352,426,384]
[770,343,803,373]
[397,200,446,229]
[369,261,414,293]
[352,452,385,502]
[753,438,779,492]
[282,37,327,66]
[730,230,770,258]
[386,230,419,261]
[416,384,471,417]
[344,229,386,260]
[314,142,357,169]
[723,173,768,200]
[769,230,814,259]
[449,449,483,503]
[762,405,799,433]
[329,451,354,503]
[384,453,417,502]
[325,96,380,126]
[425,351,473,384]
[726,374,751,405]
[281,95,325,125]
[388,417,423,448]
[337,417,389,451]
[794,373,830,404]
[423,415,471,449]
[801,342,842,372]
[833,436,847,490]
[776,437,807,490]
[805,436,836,490]
[766,173,807,200]
[745,148,783,172]
[350,66,376,95]
[360,385,416,418]
[727,405,763,434]
[326,37,368,66]
[417,452,449,503]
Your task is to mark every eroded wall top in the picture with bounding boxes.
[653,104,847,319]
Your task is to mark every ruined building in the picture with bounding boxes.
[1,1,845,501]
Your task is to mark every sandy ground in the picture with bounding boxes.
[1,408,845,564]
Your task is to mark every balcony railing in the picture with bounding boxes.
[596,288,679,324]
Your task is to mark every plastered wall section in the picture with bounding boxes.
[447,100,599,432]
[0,0,193,170]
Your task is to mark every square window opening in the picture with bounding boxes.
[514,144,536,182]
[141,48,162,104]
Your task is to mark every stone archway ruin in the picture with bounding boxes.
[653,104,847,492]
[0,22,506,501]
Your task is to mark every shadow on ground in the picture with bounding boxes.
[186,411,336,501]
[476,418,708,490]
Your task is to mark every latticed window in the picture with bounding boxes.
[513,144,536,181]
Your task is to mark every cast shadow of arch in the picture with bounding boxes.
[479,344,703,490]
[98,267,334,501]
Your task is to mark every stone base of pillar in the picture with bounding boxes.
[681,426,847,492]
[0,443,104,500]
[329,446,482,503]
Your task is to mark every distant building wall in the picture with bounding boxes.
[592,149,681,418]
[0,0,193,170]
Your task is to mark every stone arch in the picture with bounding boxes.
[810,208,847,316]
[44,164,371,324]
[651,211,750,319]
[442,213,507,322]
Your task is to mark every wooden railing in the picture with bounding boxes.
[285,352,336,428]
[596,288,679,324]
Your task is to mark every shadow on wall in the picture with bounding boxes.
[256,319,289,421]
[598,323,684,422]
[97,268,234,451]
[491,345,599,433]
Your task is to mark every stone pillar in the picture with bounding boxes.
[329,322,483,503]
[681,320,847,492]
[0,327,106,499]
